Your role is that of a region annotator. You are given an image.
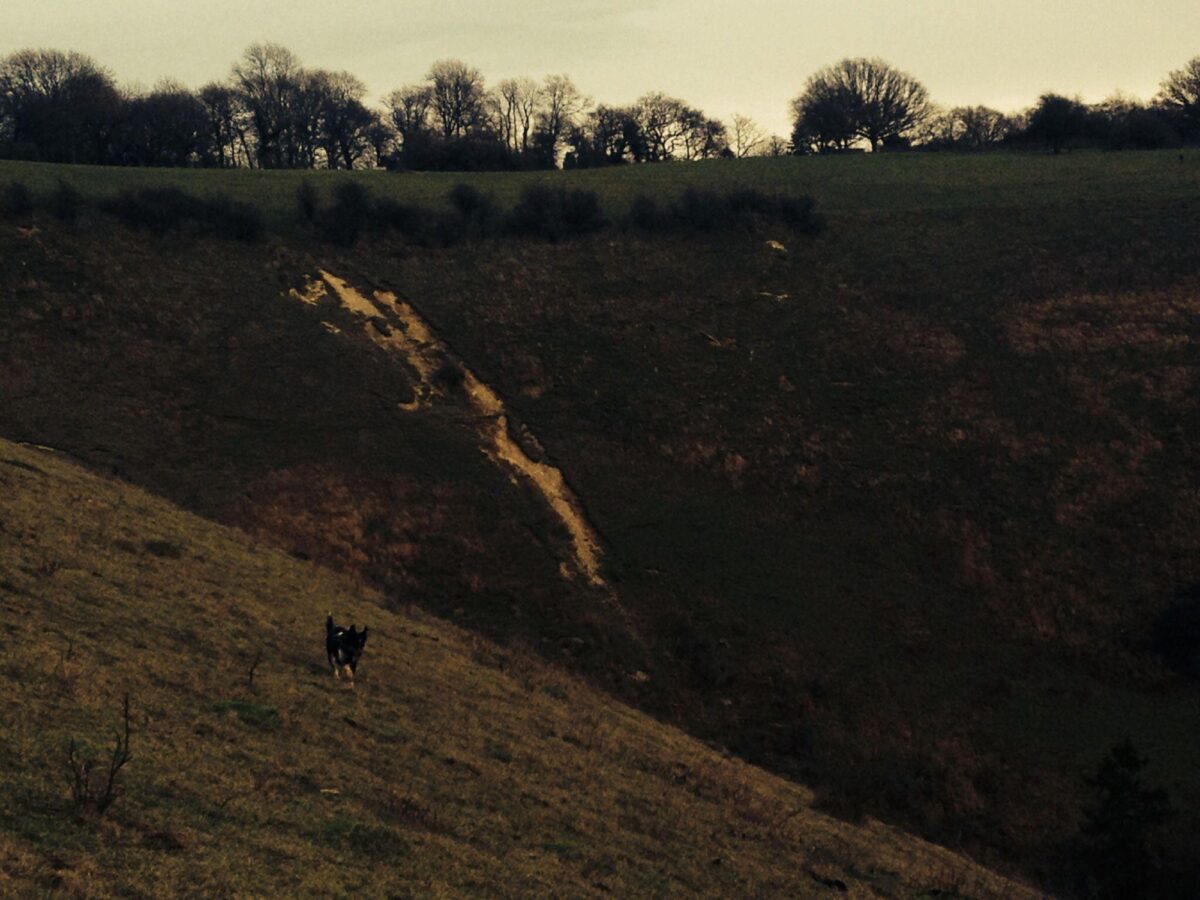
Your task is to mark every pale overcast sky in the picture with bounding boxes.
[2,1,1198,136]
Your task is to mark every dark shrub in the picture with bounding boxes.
[205,194,264,243]
[98,187,263,242]
[670,189,728,232]
[560,188,604,235]
[1,181,34,220]
[448,183,493,219]
[296,181,318,223]
[99,187,205,231]
[448,183,498,237]
[374,198,464,247]
[506,185,605,241]
[48,180,85,224]
[318,182,372,246]
[626,195,663,231]
[776,194,823,233]
[628,188,823,236]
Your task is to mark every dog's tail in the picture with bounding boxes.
[326,613,334,637]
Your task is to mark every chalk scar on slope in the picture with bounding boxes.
[293,271,606,588]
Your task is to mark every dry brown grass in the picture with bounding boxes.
[0,438,1039,897]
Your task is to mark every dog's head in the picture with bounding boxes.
[342,624,368,660]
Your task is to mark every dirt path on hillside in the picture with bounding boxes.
[289,271,607,588]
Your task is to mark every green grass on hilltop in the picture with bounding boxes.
[3,148,1198,230]
[0,438,1032,897]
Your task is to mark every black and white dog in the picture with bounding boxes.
[326,613,369,682]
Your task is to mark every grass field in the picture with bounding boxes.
[2,149,1199,892]
[0,437,1035,897]
[3,148,1199,227]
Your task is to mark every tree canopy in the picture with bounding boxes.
[791,58,930,152]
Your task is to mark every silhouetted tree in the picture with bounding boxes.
[315,71,374,169]
[385,83,433,166]
[678,108,727,160]
[635,92,688,161]
[730,114,766,157]
[0,48,121,163]
[1024,93,1094,152]
[198,82,251,167]
[565,104,643,167]
[231,42,303,168]
[951,105,1012,150]
[1094,93,1179,149]
[790,82,857,153]
[115,81,210,167]
[791,58,930,152]
[364,118,394,167]
[490,76,542,156]
[1158,56,1200,139]
[533,74,587,165]
[427,59,486,139]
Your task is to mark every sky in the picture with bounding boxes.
[2,0,1198,136]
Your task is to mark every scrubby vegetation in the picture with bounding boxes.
[624,187,822,233]
[97,187,265,242]
[2,150,1198,895]
[40,175,820,247]
[0,438,1029,897]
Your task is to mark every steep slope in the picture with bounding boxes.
[0,437,1035,897]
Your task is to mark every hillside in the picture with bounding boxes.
[0,437,1035,897]
[2,151,1199,890]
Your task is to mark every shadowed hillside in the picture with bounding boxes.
[2,151,1199,891]
[0,437,1036,897]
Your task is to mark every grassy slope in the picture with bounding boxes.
[0,437,1034,898]
[2,150,1199,886]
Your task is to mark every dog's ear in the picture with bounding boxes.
[326,613,334,634]
[359,625,368,646]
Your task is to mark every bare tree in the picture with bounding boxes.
[537,74,588,162]
[316,71,374,169]
[65,693,133,816]
[951,105,1012,149]
[636,92,689,161]
[730,113,766,157]
[567,104,643,166]
[491,76,542,155]
[364,117,394,167]
[679,108,727,159]
[198,82,251,167]
[426,59,486,139]
[765,135,790,157]
[792,57,931,152]
[385,83,433,144]
[231,42,303,168]
[1158,56,1200,135]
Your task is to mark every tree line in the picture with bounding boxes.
[1,44,1198,170]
